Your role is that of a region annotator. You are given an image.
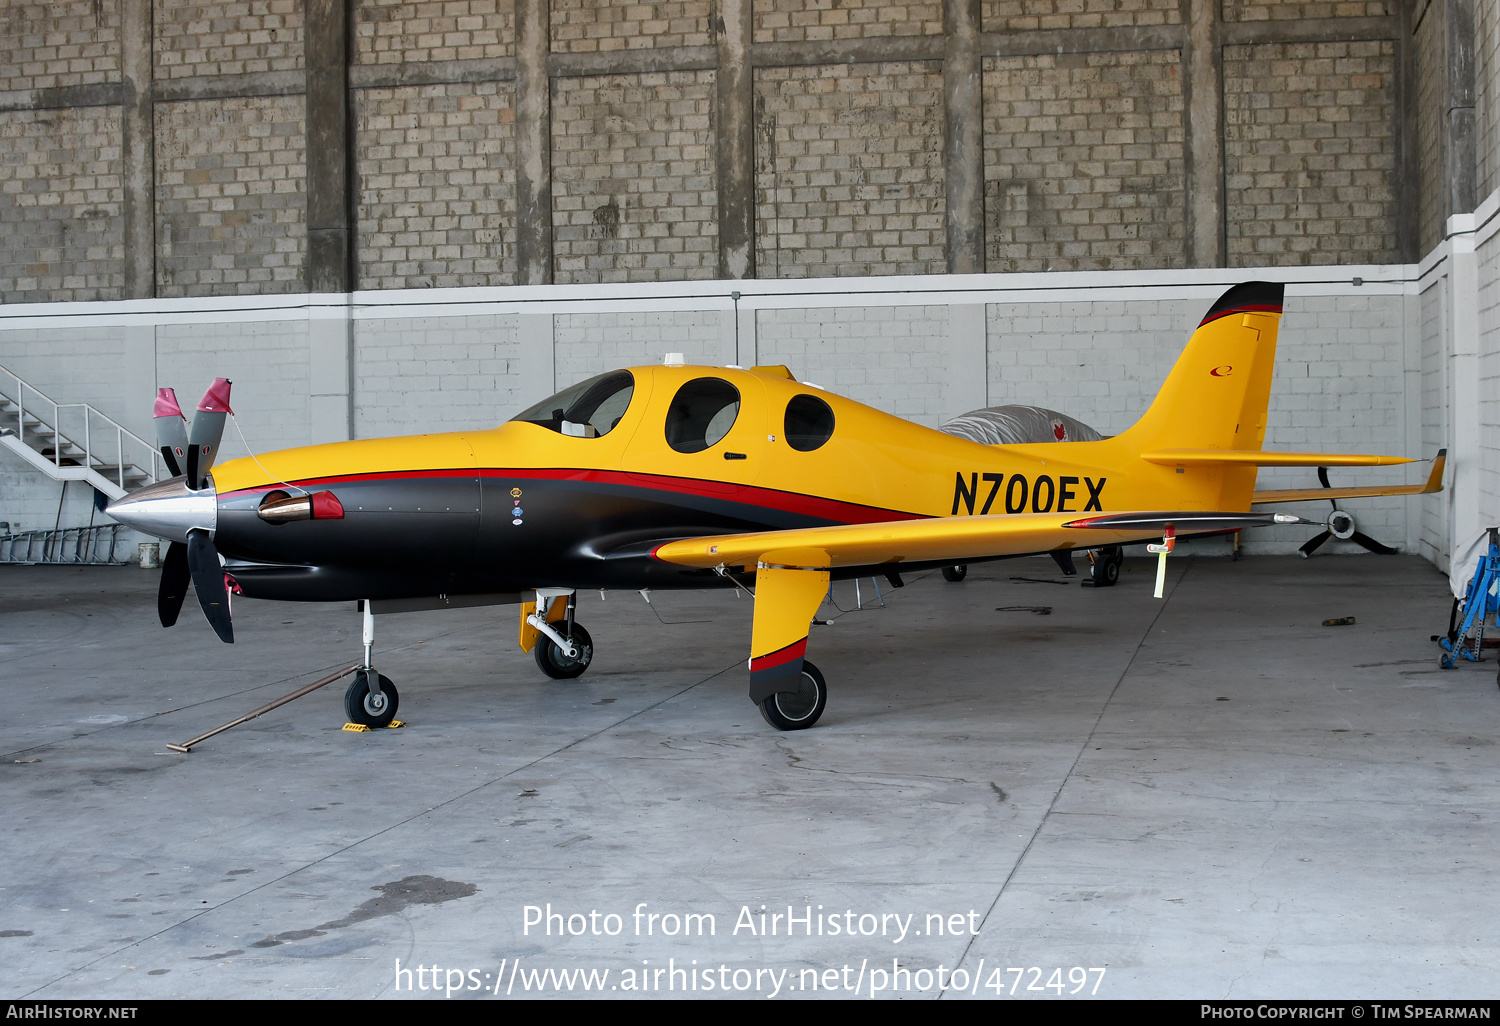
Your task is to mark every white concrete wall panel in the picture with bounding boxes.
[753,305,951,426]
[1477,198,1500,536]
[0,256,1491,560]
[154,319,312,454]
[553,311,726,389]
[1419,275,1449,568]
[985,297,1199,434]
[353,313,522,436]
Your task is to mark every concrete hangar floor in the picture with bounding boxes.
[0,552,1495,1000]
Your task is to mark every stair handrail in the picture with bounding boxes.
[0,363,165,486]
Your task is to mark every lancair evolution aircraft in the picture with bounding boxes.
[108,282,1444,731]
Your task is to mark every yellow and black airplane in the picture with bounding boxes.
[108,282,1444,731]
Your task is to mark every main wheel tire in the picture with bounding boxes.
[344,671,399,728]
[941,565,968,582]
[759,660,828,731]
[1090,546,1122,587]
[534,621,594,679]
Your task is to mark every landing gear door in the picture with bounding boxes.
[622,371,767,493]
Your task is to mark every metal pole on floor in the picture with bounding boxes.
[165,664,361,753]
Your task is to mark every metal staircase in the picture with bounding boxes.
[1,364,165,565]
[0,363,164,501]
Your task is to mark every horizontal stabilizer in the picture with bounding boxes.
[1142,449,1414,468]
[1253,449,1446,504]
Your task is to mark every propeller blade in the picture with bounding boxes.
[185,528,233,643]
[1351,531,1398,555]
[158,540,190,628]
[153,387,189,478]
[185,378,232,490]
[1300,531,1332,557]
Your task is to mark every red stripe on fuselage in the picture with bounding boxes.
[220,467,925,526]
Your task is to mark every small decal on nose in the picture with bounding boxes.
[512,517,523,526]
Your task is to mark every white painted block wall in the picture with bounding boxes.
[2,241,1494,570]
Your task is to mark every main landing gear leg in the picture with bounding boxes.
[530,588,594,679]
[345,600,399,727]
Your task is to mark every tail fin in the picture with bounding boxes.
[1115,281,1284,505]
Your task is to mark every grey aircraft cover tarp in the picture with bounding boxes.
[938,405,1105,447]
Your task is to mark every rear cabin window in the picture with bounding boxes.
[665,378,741,453]
[784,393,834,451]
[510,371,635,437]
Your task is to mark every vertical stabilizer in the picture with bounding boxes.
[1116,281,1285,506]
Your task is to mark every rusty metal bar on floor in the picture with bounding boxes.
[166,664,361,753]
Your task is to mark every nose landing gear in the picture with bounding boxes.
[345,601,400,727]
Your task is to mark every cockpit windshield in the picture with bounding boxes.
[509,370,636,438]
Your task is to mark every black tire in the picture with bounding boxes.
[344,671,399,728]
[534,621,594,679]
[941,565,968,583]
[1090,546,1122,587]
[759,660,827,731]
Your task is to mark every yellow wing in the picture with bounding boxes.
[652,509,1296,571]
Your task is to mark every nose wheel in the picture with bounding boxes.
[345,670,400,728]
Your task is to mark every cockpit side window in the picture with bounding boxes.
[665,378,741,454]
[510,371,635,437]
[784,393,835,451]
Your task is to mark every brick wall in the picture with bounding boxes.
[154,0,303,80]
[1222,0,1389,21]
[755,305,951,425]
[551,71,718,284]
[355,82,517,290]
[0,0,120,93]
[554,311,724,387]
[154,96,306,296]
[1478,0,1498,201]
[0,107,124,303]
[551,0,710,52]
[753,0,942,43]
[1224,41,1398,266]
[354,0,515,65]
[1414,0,1445,257]
[981,0,1178,32]
[354,314,523,435]
[754,62,945,279]
[982,51,1185,273]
